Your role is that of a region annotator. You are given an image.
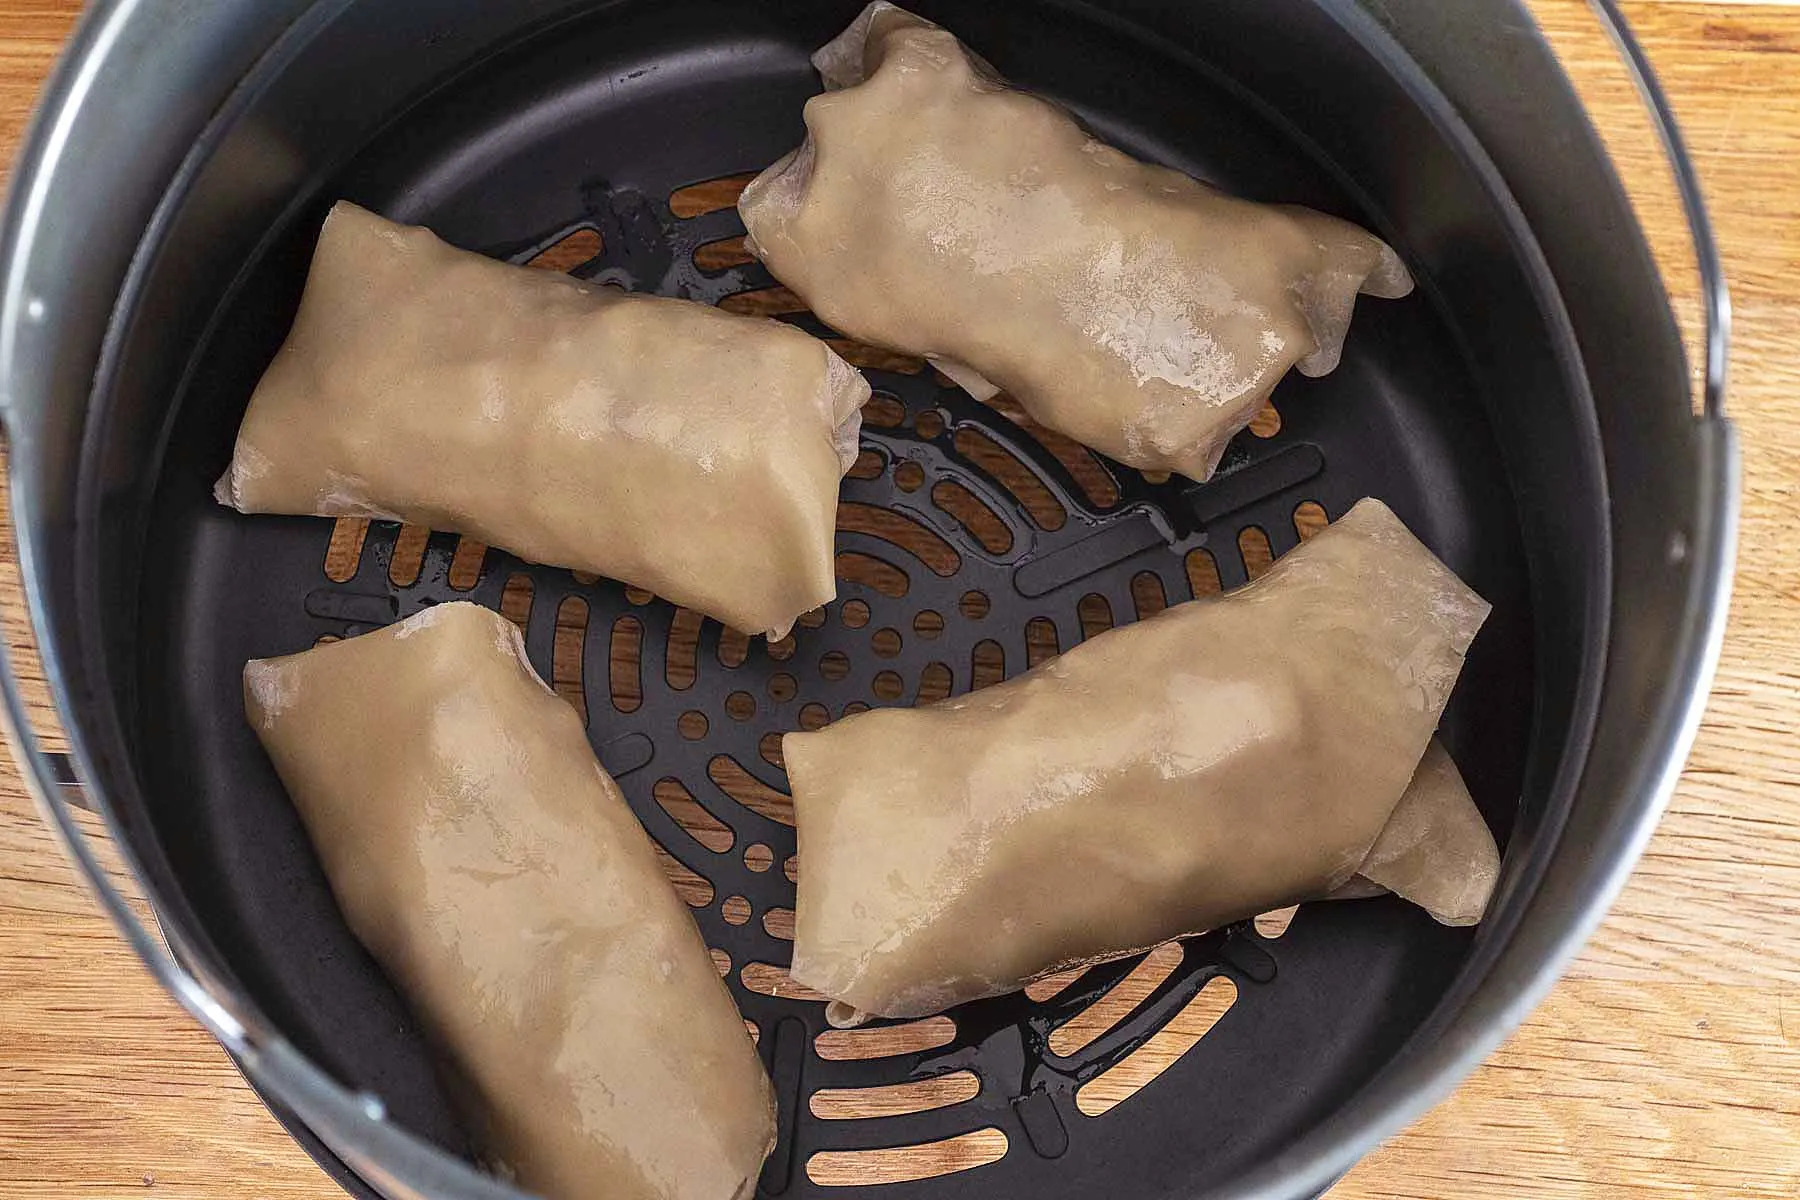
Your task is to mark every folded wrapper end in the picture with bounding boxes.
[1285,208,1417,379]
[823,344,871,475]
[814,1,910,90]
[825,1000,875,1029]
[1346,738,1500,927]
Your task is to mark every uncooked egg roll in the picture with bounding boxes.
[740,2,1412,481]
[245,602,775,1200]
[218,201,869,640]
[782,499,1489,1022]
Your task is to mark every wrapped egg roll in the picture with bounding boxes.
[783,499,1490,1022]
[740,2,1412,481]
[218,201,870,640]
[245,602,775,1200]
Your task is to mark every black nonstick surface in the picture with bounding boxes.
[115,1,1566,1196]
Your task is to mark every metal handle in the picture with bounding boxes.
[1587,0,1731,420]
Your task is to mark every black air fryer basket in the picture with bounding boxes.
[0,2,1735,1198]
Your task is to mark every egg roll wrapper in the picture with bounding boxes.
[1337,738,1500,926]
[219,201,868,640]
[740,2,1411,481]
[783,499,1488,1021]
[244,602,775,1200]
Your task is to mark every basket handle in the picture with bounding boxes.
[1587,0,1730,420]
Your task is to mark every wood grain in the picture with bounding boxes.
[1,2,1796,1198]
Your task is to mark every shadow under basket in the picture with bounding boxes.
[0,1,1734,1199]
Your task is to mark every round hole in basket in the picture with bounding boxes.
[37,0,1711,1198]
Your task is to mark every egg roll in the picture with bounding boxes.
[739,2,1412,481]
[218,201,870,640]
[782,499,1489,1022]
[244,602,775,1200]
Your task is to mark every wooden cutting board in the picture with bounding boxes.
[0,1,1795,1196]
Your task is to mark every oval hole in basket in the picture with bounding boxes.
[721,896,753,927]
[971,640,1006,690]
[665,608,703,689]
[862,393,906,429]
[839,503,961,577]
[741,961,828,1002]
[871,628,903,659]
[710,947,732,977]
[1049,943,1184,1058]
[763,907,795,941]
[442,543,486,593]
[553,596,589,724]
[745,843,775,874]
[693,233,754,271]
[1254,905,1299,939]
[872,670,906,701]
[916,662,954,705]
[1077,594,1114,642]
[323,517,369,583]
[610,615,643,713]
[759,733,786,769]
[836,552,910,599]
[1130,572,1168,621]
[500,573,533,628]
[784,855,800,883]
[726,690,757,721]
[669,172,757,218]
[1238,526,1275,581]
[952,427,1066,531]
[1075,976,1239,1117]
[654,778,733,854]
[1294,499,1330,542]
[978,392,1119,508]
[526,227,604,272]
[815,1015,957,1061]
[718,626,751,668]
[960,590,990,620]
[650,843,713,908]
[719,285,807,318]
[912,609,944,639]
[931,480,1012,554]
[806,1128,1009,1187]
[709,755,794,825]
[841,598,872,629]
[847,449,886,481]
[1185,548,1222,599]
[810,1072,982,1120]
[1025,617,1060,669]
[388,524,431,588]
[798,702,831,731]
[827,338,926,374]
[1248,403,1282,438]
[1025,967,1088,1003]
[619,582,649,601]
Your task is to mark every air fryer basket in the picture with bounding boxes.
[0,2,1734,1199]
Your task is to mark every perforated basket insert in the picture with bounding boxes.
[267,168,1503,1193]
[132,8,1537,1195]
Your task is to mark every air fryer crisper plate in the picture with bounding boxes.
[0,1,1733,1199]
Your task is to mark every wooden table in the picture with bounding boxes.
[1,2,1795,1196]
